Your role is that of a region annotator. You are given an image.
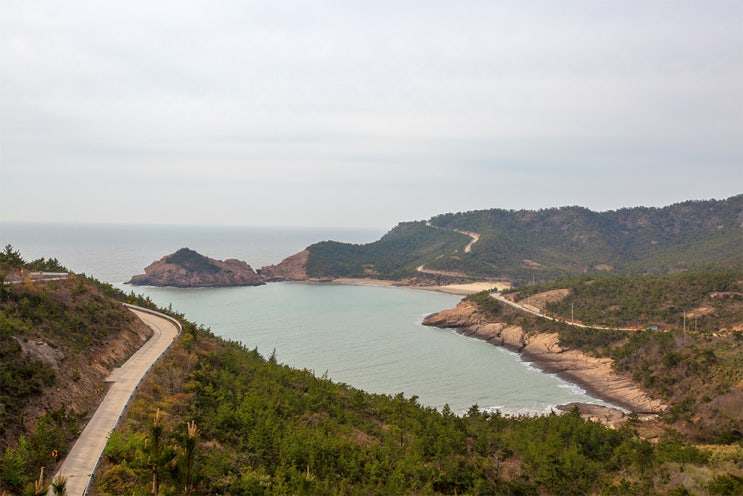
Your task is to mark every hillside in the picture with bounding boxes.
[2,247,742,494]
[426,271,743,445]
[304,221,470,281]
[0,247,154,494]
[94,318,742,496]
[296,195,742,284]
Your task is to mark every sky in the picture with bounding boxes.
[1,1,742,228]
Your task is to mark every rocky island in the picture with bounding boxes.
[128,247,264,287]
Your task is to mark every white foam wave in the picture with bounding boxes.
[557,382,588,395]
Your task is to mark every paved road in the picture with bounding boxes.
[50,308,179,496]
[491,293,639,332]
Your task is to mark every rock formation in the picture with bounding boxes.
[129,248,264,287]
[258,250,309,281]
[15,338,65,370]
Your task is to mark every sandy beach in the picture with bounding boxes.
[330,278,509,295]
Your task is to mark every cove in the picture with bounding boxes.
[130,281,615,414]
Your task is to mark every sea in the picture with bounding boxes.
[0,222,616,415]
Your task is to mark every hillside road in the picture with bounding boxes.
[491,293,640,332]
[50,308,179,496]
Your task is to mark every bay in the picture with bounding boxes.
[0,222,615,414]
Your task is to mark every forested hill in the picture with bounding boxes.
[305,195,742,283]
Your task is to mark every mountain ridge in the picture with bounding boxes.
[281,195,743,284]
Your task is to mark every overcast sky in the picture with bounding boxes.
[1,1,741,228]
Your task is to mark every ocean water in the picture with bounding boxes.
[0,222,615,414]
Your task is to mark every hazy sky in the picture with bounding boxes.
[2,1,742,228]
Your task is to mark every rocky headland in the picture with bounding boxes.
[423,299,667,416]
[128,247,264,287]
[258,249,310,281]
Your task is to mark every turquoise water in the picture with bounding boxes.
[129,282,614,414]
[1,222,615,413]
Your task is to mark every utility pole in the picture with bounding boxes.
[683,309,686,333]
[571,303,574,324]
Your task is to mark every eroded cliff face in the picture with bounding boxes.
[258,250,309,281]
[423,301,667,414]
[129,249,264,287]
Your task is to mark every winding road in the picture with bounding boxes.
[490,293,640,332]
[416,222,481,278]
[50,307,180,496]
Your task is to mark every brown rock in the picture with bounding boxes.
[422,301,483,327]
[129,248,264,287]
[423,299,667,414]
[258,250,309,281]
[15,338,65,369]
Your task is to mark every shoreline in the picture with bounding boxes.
[329,277,510,295]
[328,279,641,419]
[130,275,662,418]
[330,277,665,416]
[449,324,648,415]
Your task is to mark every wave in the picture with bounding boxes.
[470,404,560,417]
[557,382,588,396]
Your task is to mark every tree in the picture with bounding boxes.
[0,245,24,268]
[182,421,199,496]
[50,474,67,495]
[148,409,164,496]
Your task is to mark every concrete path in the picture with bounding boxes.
[50,307,180,496]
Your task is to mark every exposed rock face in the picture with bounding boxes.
[15,338,65,370]
[258,250,309,281]
[129,248,264,287]
[423,300,667,414]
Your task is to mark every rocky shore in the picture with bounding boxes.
[423,299,667,416]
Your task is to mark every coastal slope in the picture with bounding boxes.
[423,299,666,414]
[258,249,310,281]
[272,195,742,284]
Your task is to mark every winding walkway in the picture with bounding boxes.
[50,307,180,496]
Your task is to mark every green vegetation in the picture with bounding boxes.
[0,248,153,494]
[305,196,742,284]
[306,221,469,280]
[165,248,220,273]
[95,324,742,495]
[2,239,742,495]
[503,270,743,331]
[464,290,502,318]
[543,271,742,331]
[492,272,743,444]
[1,244,67,273]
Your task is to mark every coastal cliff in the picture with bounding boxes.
[258,249,310,281]
[129,248,264,287]
[423,300,667,415]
